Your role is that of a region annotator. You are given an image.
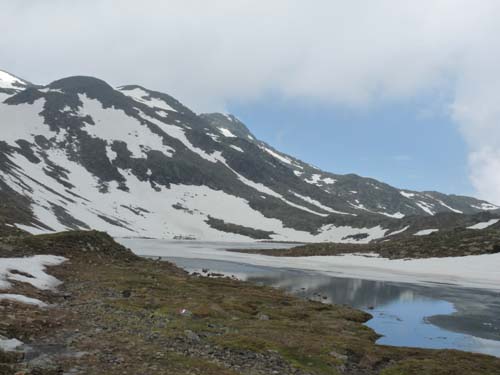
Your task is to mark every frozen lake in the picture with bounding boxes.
[117,238,500,357]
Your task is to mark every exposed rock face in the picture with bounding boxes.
[0,70,497,241]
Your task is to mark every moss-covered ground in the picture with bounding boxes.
[0,231,499,374]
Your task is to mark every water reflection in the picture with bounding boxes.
[169,256,500,357]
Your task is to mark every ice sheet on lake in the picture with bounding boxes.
[118,239,500,291]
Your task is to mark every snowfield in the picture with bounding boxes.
[120,239,500,291]
[2,94,393,242]
[1,145,392,242]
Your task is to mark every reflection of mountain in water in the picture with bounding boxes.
[248,271,417,309]
[249,270,500,342]
[167,255,500,345]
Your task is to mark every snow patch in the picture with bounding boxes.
[322,178,336,184]
[415,201,435,215]
[467,219,500,230]
[106,145,118,162]
[291,192,353,216]
[435,199,463,214]
[207,133,220,142]
[0,92,13,102]
[139,112,221,163]
[0,98,54,146]
[223,113,234,122]
[218,161,330,217]
[0,70,25,90]
[0,255,67,290]
[218,127,237,138]
[400,191,415,198]
[229,145,244,153]
[305,174,336,186]
[414,229,439,236]
[78,95,175,159]
[380,211,405,219]
[0,337,23,352]
[0,294,47,307]
[260,146,294,166]
[471,202,499,211]
[386,226,410,236]
[119,87,177,112]
[350,201,404,218]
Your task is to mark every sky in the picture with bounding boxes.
[1,1,500,203]
[228,94,471,195]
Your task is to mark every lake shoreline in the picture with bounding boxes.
[163,255,500,356]
[2,231,500,374]
[118,238,500,291]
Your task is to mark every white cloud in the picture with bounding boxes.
[1,1,500,202]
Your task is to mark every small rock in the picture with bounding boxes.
[63,292,72,300]
[257,313,270,321]
[179,308,193,317]
[329,351,348,361]
[184,330,200,342]
[122,290,132,298]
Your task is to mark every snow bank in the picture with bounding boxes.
[119,87,177,112]
[260,145,294,165]
[0,337,23,352]
[218,127,237,137]
[0,255,65,354]
[414,229,439,236]
[304,174,336,186]
[467,219,500,230]
[0,294,47,307]
[0,70,25,90]
[0,255,67,290]
[230,145,244,153]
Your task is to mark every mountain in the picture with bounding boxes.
[0,70,498,242]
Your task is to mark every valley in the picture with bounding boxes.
[2,69,500,374]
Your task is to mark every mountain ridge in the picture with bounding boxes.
[0,70,497,242]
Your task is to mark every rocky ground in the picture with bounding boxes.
[233,228,500,259]
[1,230,500,374]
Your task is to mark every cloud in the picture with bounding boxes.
[1,1,500,202]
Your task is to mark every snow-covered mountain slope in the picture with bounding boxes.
[0,70,30,95]
[0,70,497,242]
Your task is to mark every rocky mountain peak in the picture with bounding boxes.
[48,75,113,93]
[200,113,256,141]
